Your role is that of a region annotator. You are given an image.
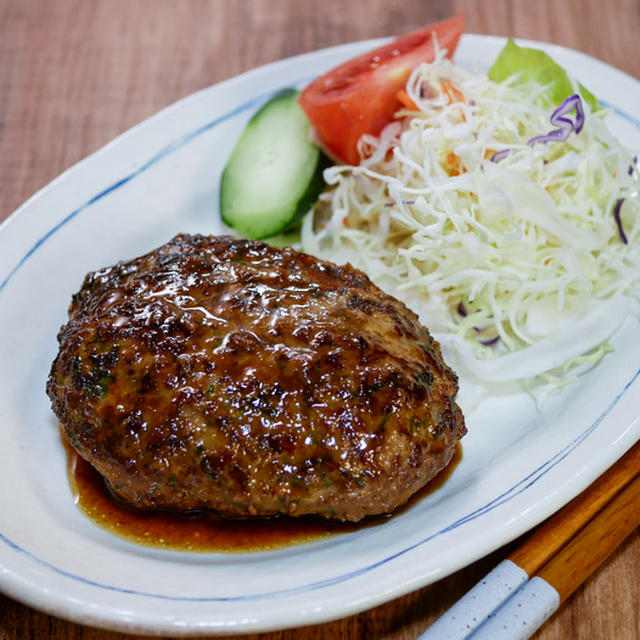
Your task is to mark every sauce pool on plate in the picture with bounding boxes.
[66,443,462,552]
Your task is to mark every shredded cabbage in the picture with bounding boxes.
[301,48,640,402]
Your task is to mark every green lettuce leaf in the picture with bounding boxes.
[488,39,598,110]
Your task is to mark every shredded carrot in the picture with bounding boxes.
[440,78,466,123]
[446,151,465,176]
[396,89,418,111]
[440,79,453,104]
[450,84,465,103]
[440,78,465,105]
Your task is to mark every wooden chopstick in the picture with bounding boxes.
[419,440,640,640]
[509,439,640,577]
[468,468,640,639]
[536,469,640,604]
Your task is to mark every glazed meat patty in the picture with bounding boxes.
[47,234,465,521]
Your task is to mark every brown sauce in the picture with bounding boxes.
[66,442,461,553]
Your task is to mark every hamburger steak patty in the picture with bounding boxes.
[47,234,465,521]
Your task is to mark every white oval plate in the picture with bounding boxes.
[0,34,639,636]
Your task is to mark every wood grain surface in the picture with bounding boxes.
[0,1,638,639]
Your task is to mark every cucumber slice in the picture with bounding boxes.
[220,88,329,240]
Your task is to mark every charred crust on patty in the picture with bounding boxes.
[47,234,465,521]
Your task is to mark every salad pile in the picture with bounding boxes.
[222,17,640,404]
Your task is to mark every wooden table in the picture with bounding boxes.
[0,1,638,638]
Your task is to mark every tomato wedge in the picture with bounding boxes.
[299,14,465,165]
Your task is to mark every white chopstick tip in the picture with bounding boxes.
[418,560,528,639]
[468,576,560,640]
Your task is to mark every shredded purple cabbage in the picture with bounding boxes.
[528,94,585,146]
[490,148,511,163]
[630,156,638,176]
[385,200,415,207]
[491,94,586,163]
[457,302,499,345]
[613,198,628,244]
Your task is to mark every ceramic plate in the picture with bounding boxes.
[0,34,639,636]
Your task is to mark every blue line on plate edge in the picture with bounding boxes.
[0,68,639,603]
[0,74,320,295]
[0,91,267,295]
[600,100,640,129]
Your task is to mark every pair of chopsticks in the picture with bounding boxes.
[419,440,640,640]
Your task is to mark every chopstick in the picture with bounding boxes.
[419,440,640,640]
